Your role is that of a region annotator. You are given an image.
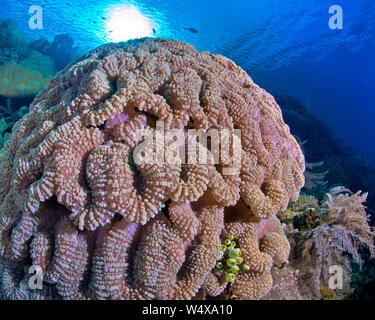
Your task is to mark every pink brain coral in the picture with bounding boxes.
[0,38,304,300]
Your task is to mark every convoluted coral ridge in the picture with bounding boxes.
[0,38,304,300]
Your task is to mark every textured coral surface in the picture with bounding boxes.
[0,38,304,300]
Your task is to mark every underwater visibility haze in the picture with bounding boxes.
[0,0,374,301]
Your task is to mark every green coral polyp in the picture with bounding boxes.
[236,256,244,264]
[215,234,249,282]
[226,273,235,282]
[229,241,236,249]
[228,249,237,258]
[226,258,237,267]
[228,248,242,258]
[230,265,240,273]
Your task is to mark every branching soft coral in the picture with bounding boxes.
[314,187,375,271]
[278,194,319,225]
[280,187,375,299]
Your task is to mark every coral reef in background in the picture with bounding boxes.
[0,99,27,150]
[269,187,375,300]
[0,18,56,101]
[0,98,28,122]
[0,118,13,149]
[0,18,79,73]
[0,38,305,300]
[0,58,54,98]
[303,161,328,190]
[0,19,29,65]
[276,94,375,299]
[28,34,82,71]
[0,18,83,103]
[293,139,328,191]
[19,51,56,78]
[351,257,375,299]
[276,94,375,224]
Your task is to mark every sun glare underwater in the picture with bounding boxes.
[0,0,374,301]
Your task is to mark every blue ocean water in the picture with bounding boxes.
[1,0,374,164]
[1,0,375,302]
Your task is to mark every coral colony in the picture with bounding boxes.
[0,38,305,299]
[0,37,373,300]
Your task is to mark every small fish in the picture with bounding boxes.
[152,28,156,34]
[185,27,198,34]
